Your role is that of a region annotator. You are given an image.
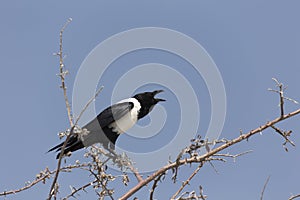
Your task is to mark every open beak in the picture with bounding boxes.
[153,90,166,102]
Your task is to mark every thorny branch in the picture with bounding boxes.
[214,150,253,162]
[58,145,143,199]
[63,181,96,200]
[169,150,252,200]
[149,172,165,200]
[56,18,74,127]
[48,18,73,200]
[88,169,114,200]
[88,145,143,183]
[274,78,284,118]
[268,78,299,118]
[198,186,207,200]
[119,78,299,199]
[171,164,203,200]
[119,108,300,199]
[48,19,107,200]
[86,147,115,200]
[0,163,89,197]
[74,86,104,125]
[125,162,143,183]
[0,167,52,197]
[270,125,295,151]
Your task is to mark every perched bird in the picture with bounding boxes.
[48,90,165,159]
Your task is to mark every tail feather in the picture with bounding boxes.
[47,142,63,153]
[55,140,84,159]
[48,136,84,159]
[48,136,77,152]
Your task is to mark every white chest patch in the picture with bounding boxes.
[108,98,141,134]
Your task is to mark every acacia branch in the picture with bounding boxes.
[48,126,75,200]
[119,108,300,200]
[0,164,88,197]
[0,168,51,197]
[214,150,253,162]
[171,163,203,200]
[270,125,295,151]
[56,18,73,127]
[127,163,143,183]
[74,86,104,125]
[89,145,143,183]
[88,169,114,200]
[198,186,207,200]
[63,181,96,200]
[149,172,165,200]
[269,78,285,118]
[48,18,105,200]
[48,18,73,200]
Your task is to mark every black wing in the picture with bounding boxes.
[48,102,134,158]
[96,101,134,128]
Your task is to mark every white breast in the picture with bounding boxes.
[109,98,141,134]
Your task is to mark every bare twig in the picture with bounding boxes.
[102,147,143,183]
[269,78,285,118]
[171,163,203,200]
[49,18,105,200]
[149,173,165,200]
[199,186,207,200]
[48,18,73,200]
[0,163,88,197]
[119,108,300,200]
[289,194,300,200]
[277,79,284,118]
[271,125,295,151]
[89,169,114,200]
[48,127,75,200]
[214,150,253,162]
[260,175,270,200]
[0,167,51,197]
[74,86,104,125]
[268,78,298,118]
[127,163,143,183]
[63,181,96,200]
[88,145,142,183]
[56,17,73,127]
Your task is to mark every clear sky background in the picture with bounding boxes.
[1,1,300,200]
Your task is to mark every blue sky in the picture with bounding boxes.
[1,1,300,199]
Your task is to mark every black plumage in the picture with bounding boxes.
[48,90,165,159]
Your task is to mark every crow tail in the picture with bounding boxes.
[48,136,84,159]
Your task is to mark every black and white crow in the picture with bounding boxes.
[48,90,165,159]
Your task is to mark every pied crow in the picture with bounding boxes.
[48,90,165,159]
